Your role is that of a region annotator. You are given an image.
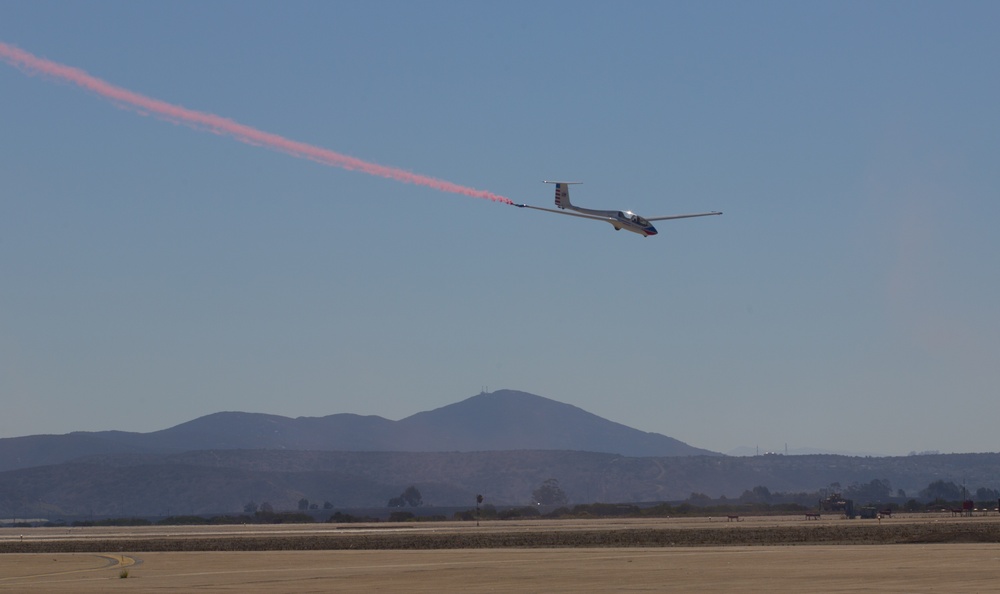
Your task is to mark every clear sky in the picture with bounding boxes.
[2,1,998,456]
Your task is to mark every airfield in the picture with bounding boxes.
[2,513,1000,592]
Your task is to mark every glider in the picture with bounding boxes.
[515,181,721,237]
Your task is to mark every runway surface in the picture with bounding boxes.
[2,515,999,591]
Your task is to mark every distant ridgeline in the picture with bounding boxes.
[1,391,998,517]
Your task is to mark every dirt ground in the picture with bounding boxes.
[2,514,999,592]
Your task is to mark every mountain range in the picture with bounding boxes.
[0,390,716,473]
[2,390,999,519]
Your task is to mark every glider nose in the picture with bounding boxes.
[646,227,658,236]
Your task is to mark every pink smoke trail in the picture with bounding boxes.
[0,41,512,205]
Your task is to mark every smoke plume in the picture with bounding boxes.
[0,41,512,204]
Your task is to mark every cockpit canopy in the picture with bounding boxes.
[619,211,650,227]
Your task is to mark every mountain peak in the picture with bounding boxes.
[398,389,716,457]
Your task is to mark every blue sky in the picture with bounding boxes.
[2,1,998,456]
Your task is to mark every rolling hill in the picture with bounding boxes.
[5,449,1000,518]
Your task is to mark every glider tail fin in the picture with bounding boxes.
[544,181,581,210]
